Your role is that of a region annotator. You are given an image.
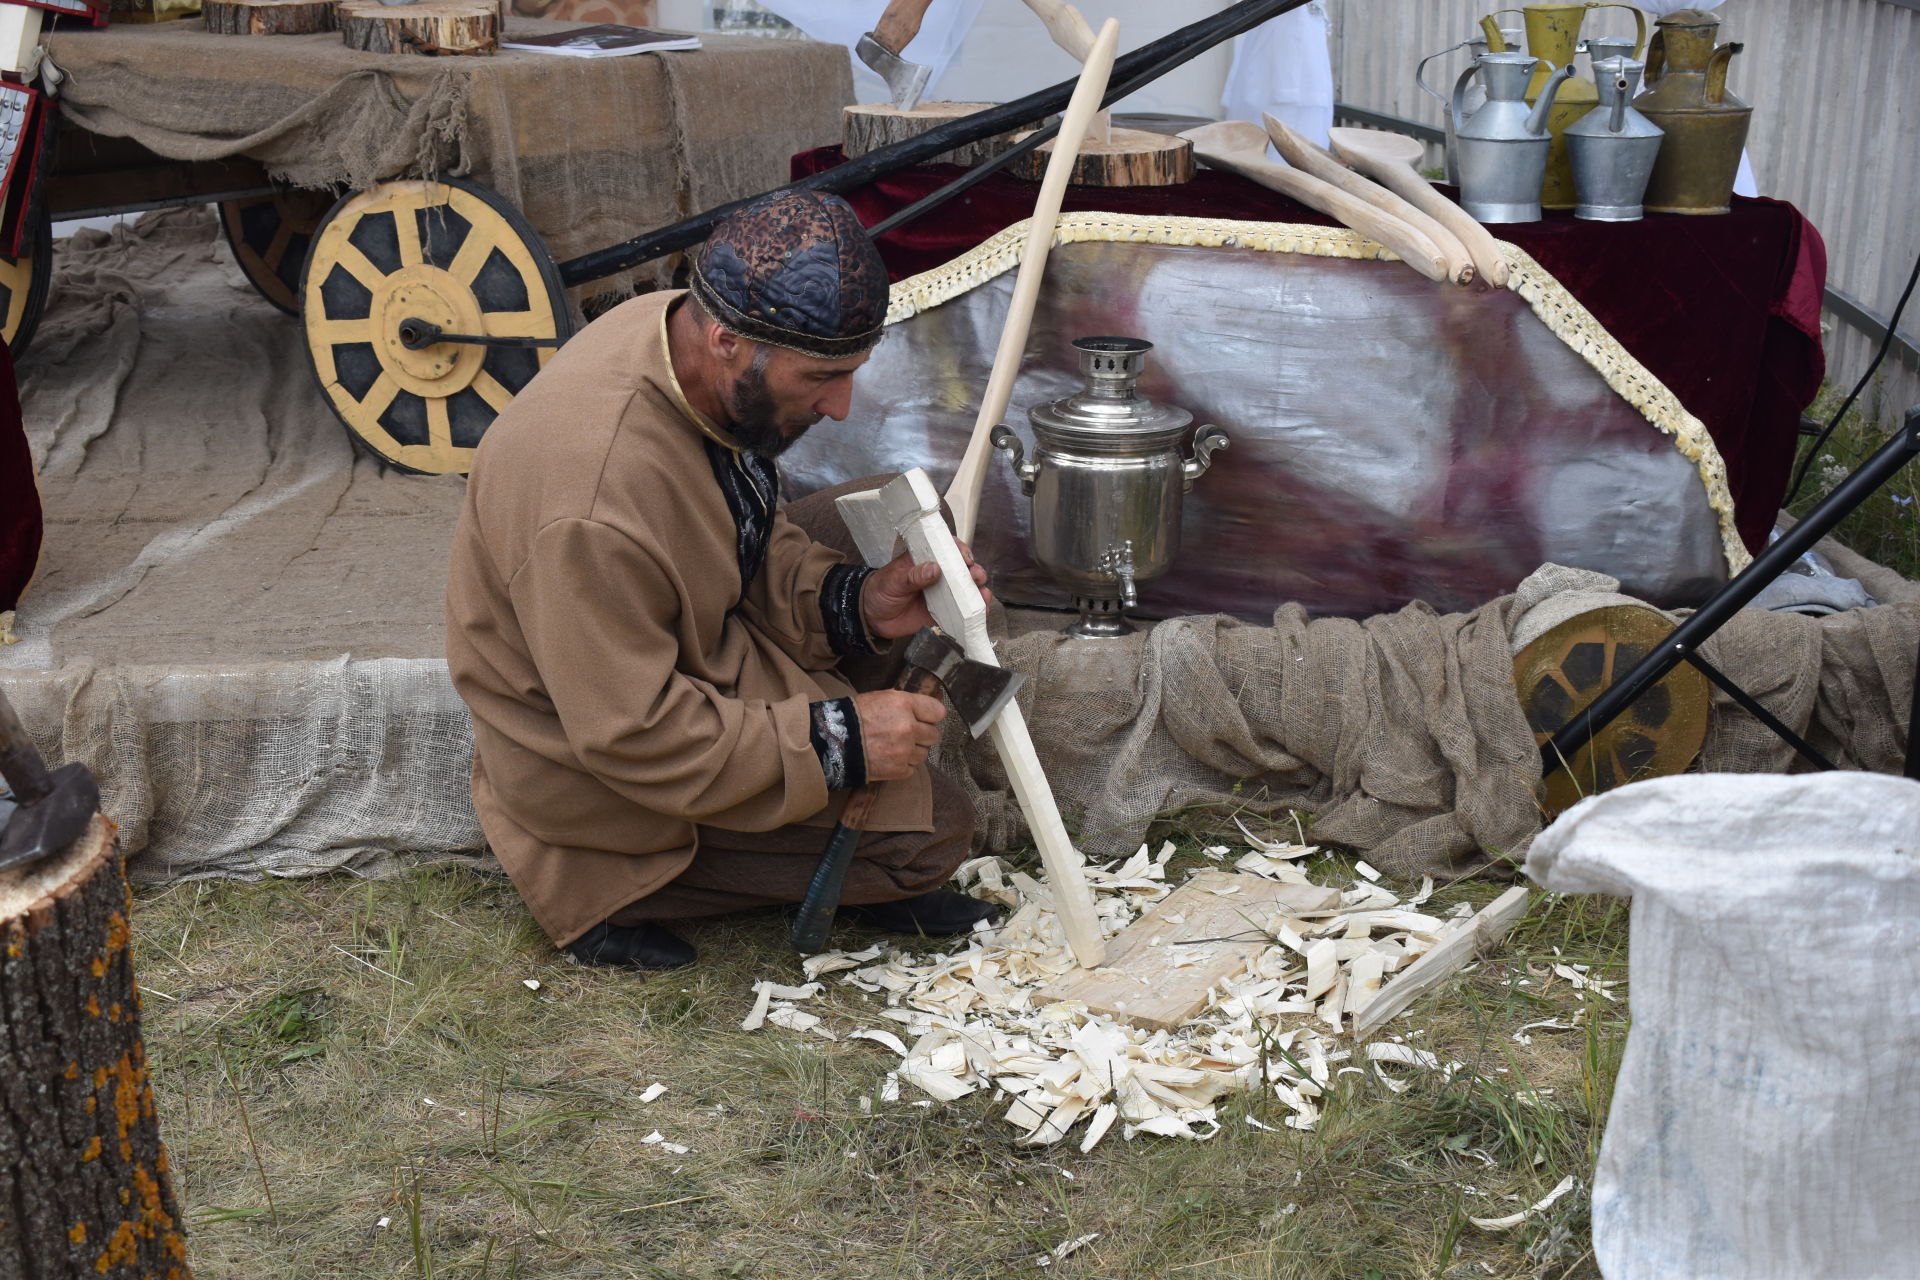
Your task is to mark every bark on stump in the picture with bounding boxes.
[203,0,337,34]
[842,102,1047,168]
[1009,127,1195,187]
[0,814,191,1279]
[337,0,496,55]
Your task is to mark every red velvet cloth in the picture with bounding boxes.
[0,341,36,611]
[793,146,1826,553]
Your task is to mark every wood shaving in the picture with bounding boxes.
[740,843,1481,1149]
[1469,1175,1577,1231]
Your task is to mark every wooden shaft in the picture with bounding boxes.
[944,17,1122,545]
[872,0,938,55]
[1022,0,1095,61]
[1264,116,1477,286]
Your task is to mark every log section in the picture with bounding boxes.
[0,813,191,1278]
[204,0,337,35]
[337,0,496,55]
[843,102,1045,168]
[1009,126,1193,187]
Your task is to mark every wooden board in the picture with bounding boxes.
[1038,870,1343,1031]
[337,0,495,54]
[1009,126,1194,188]
[205,0,337,34]
[1350,885,1530,1040]
[842,102,1043,168]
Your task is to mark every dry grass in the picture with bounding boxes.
[129,827,1626,1280]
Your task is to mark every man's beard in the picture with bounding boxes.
[723,352,822,458]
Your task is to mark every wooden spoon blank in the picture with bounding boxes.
[1328,126,1511,289]
[1179,121,1452,284]
[1264,116,1476,287]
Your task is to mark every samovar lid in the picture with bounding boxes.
[1028,336,1192,442]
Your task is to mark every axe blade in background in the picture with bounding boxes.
[0,688,100,875]
[856,0,939,111]
[790,627,1021,954]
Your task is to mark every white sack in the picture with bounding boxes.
[1525,772,1920,1280]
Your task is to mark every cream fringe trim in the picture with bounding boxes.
[885,211,1750,576]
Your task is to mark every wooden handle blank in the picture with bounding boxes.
[1021,0,1095,60]
[873,0,938,55]
[1264,116,1476,286]
[943,17,1121,546]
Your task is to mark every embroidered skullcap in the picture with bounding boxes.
[689,190,890,359]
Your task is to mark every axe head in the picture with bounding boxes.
[856,32,934,111]
[0,762,100,874]
[900,628,1022,739]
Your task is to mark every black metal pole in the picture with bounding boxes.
[555,0,1311,287]
[1543,405,1920,777]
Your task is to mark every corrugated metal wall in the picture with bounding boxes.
[1329,0,1920,424]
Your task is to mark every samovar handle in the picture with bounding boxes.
[1181,425,1229,492]
[990,424,1039,495]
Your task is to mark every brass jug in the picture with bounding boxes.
[1633,7,1749,214]
[1482,3,1646,210]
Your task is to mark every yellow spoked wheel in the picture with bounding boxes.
[300,177,570,475]
[0,213,51,358]
[1515,605,1711,817]
[220,188,336,316]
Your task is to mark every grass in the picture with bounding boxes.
[1786,379,1920,580]
[130,826,1629,1280]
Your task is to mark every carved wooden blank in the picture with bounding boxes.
[839,471,1106,968]
[1038,870,1341,1030]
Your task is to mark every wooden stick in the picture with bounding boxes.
[1264,116,1477,286]
[1350,885,1530,1039]
[839,473,1108,969]
[1182,121,1453,284]
[1020,0,1108,143]
[943,17,1121,546]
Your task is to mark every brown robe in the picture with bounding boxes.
[445,291,931,947]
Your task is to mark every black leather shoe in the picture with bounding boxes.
[564,921,696,971]
[845,888,1002,937]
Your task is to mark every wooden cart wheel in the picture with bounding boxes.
[220,187,336,316]
[0,212,52,358]
[300,177,570,475]
[1514,605,1710,817]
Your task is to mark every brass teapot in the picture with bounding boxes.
[1633,7,1750,214]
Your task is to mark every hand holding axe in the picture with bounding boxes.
[790,627,1023,954]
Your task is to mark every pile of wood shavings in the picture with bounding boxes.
[742,827,1482,1151]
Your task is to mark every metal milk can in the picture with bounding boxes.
[1481,3,1646,209]
[1453,52,1577,223]
[1566,56,1663,220]
[991,336,1227,638]
[1633,7,1750,215]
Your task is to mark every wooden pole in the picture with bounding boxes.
[0,814,192,1278]
[943,17,1120,546]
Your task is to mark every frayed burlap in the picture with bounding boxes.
[45,22,852,301]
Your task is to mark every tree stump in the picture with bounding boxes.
[0,813,191,1278]
[1009,126,1194,187]
[203,0,336,34]
[337,0,495,55]
[842,102,1046,167]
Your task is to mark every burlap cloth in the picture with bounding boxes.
[2,214,1914,884]
[44,20,852,302]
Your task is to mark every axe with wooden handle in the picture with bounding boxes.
[0,689,99,875]
[856,0,940,111]
[790,627,1023,954]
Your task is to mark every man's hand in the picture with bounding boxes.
[855,689,946,781]
[861,543,992,641]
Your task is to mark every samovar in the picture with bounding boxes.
[991,336,1227,638]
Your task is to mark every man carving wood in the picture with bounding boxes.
[446,191,998,971]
